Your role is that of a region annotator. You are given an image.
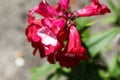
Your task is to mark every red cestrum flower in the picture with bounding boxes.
[25,0,110,67]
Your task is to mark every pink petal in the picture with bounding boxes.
[52,18,66,34]
[67,25,81,53]
[37,26,58,46]
[41,18,53,28]
[92,0,98,3]
[37,26,62,56]
[26,20,61,57]
[25,24,41,42]
[53,18,66,29]
[63,25,89,60]
[78,0,111,17]
[30,1,58,18]
[59,0,70,10]
[27,14,35,24]
[57,28,69,43]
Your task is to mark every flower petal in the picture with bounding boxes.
[37,26,58,46]
[30,1,58,18]
[92,0,98,3]
[67,25,81,53]
[41,18,53,28]
[52,18,66,34]
[64,25,89,60]
[47,53,55,64]
[26,20,62,56]
[78,0,111,17]
[37,26,62,56]
[59,0,70,10]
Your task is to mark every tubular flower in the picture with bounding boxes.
[25,0,110,67]
[65,26,88,58]
[78,0,111,17]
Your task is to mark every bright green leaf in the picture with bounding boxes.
[75,18,89,30]
[61,67,71,73]
[99,70,109,79]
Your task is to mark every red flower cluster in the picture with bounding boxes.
[25,0,110,67]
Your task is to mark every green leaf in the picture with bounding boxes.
[117,0,120,6]
[75,18,89,30]
[107,0,119,15]
[31,62,60,80]
[86,20,97,27]
[108,53,120,77]
[82,29,90,42]
[99,70,109,79]
[99,16,116,24]
[85,28,120,57]
[117,53,120,63]
[61,67,71,73]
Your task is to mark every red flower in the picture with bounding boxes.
[78,0,111,17]
[65,26,88,57]
[57,53,87,68]
[25,0,110,67]
[58,26,88,67]
[25,19,62,57]
[47,26,88,67]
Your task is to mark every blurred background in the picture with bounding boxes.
[0,0,120,80]
[0,0,43,80]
